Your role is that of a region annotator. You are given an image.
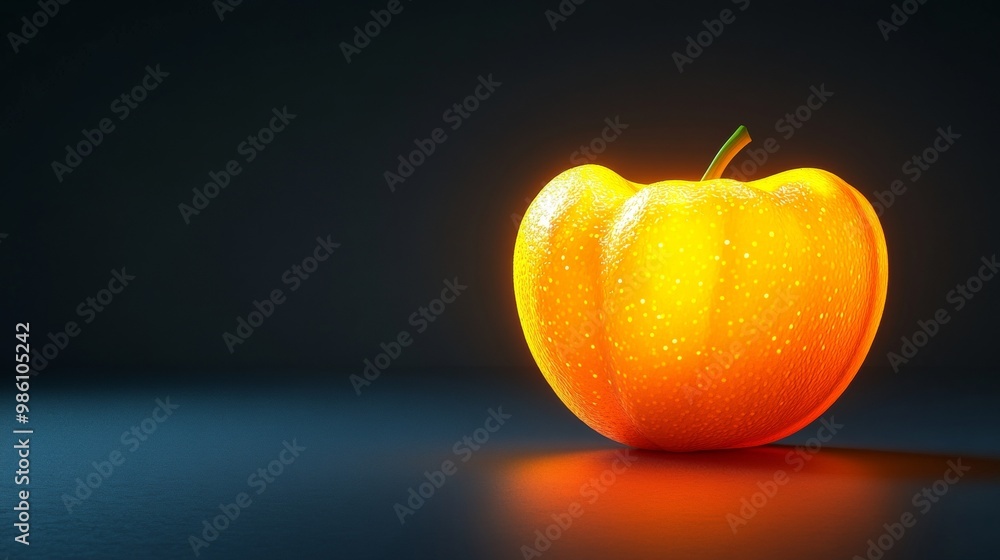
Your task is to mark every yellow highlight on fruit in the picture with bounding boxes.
[513,126,888,451]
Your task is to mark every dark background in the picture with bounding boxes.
[2,0,998,377]
[2,1,999,559]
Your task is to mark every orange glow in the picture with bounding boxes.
[513,150,888,450]
[486,448,901,560]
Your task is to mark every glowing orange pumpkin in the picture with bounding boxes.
[513,126,888,451]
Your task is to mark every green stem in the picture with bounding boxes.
[700,125,752,181]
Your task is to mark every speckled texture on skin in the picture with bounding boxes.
[513,164,888,451]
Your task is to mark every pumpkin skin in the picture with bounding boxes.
[513,164,888,451]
